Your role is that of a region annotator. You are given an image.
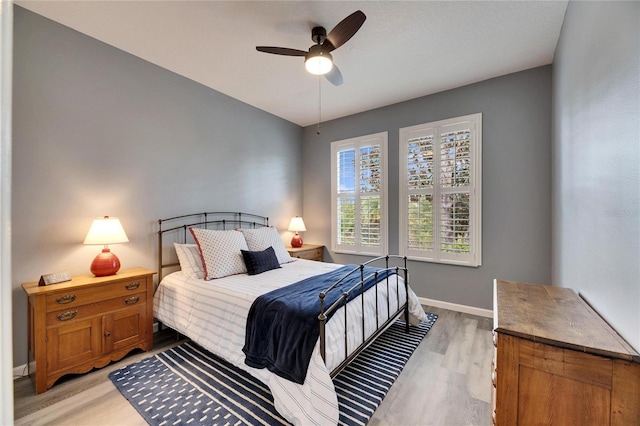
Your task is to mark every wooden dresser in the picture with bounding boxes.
[22,267,155,394]
[492,279,640,425]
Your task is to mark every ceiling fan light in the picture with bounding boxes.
[305,52,333,75]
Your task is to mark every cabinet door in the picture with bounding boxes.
[46,317,101,373]
[102,304,147,354]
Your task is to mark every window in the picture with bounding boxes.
[331,132,388,255]
[399,114,482,266]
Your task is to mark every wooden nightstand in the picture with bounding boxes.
[22,267,155,394]
[287,244,324,262]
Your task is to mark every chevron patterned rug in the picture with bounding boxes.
[110,314,437,425]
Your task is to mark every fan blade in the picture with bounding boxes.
[325,64,343,86]
[256,46,307,57]
[323,10,366,52]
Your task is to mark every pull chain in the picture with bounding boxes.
[317,76,322,135]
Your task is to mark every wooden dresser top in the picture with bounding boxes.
[494,279,640,363]
[22,267,155,296]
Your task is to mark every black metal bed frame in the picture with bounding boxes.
[157,211,410,379]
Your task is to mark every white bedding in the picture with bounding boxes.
[153,259,427,425]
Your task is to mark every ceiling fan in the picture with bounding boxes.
[256,10,366,86]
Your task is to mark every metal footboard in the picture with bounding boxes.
[318,255,411,378]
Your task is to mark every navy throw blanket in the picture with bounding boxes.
[243,265,395,384]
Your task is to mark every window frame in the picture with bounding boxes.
[399,113,482,267]
[331,132,388,256]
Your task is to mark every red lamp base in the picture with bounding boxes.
[90,248,121,277]
[291,233,303,248]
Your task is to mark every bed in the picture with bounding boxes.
[153,212,428,425]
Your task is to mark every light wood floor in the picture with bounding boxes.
[13,306,493,425]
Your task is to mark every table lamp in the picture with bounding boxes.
[288,216,306,248]
[83,216,129,276]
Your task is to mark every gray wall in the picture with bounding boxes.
[12,7,303,366]
[302,66,552,310]
[552,2,640,351]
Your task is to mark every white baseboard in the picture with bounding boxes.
[419,297,493,318]
[13,364,27,380]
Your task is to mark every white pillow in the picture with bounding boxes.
[173,243,204,280]
[239,227,294,264]
[189,228,248,280]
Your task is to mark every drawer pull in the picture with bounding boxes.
[56,295,76,304]
[126,282,140,290]
[125,296,140,305]
[57,310,78,321]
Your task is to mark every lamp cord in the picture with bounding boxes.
[317,76,322,135]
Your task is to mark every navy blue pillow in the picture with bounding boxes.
[241,246,281,275]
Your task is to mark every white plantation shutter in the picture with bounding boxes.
[337,149,356,246]
[400,114,482,266]
[331,133,388,255]
[406,133,435,253]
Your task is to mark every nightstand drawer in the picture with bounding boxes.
[287,244,325,262]
[45,279,148,312]
[47,292,147,325]
[292,247,323,261]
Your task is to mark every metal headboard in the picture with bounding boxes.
[157,211,269,281]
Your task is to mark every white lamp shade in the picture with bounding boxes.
[288,216,307,232]
[305,55,333,75]
[83,216,129,245]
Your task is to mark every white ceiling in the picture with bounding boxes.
[16,1,568,127]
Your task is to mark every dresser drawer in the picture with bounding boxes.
[47,292,147,325]
[45,278,148,312]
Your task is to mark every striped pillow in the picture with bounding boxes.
[190,228,248,280]
[174,243,204,279]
